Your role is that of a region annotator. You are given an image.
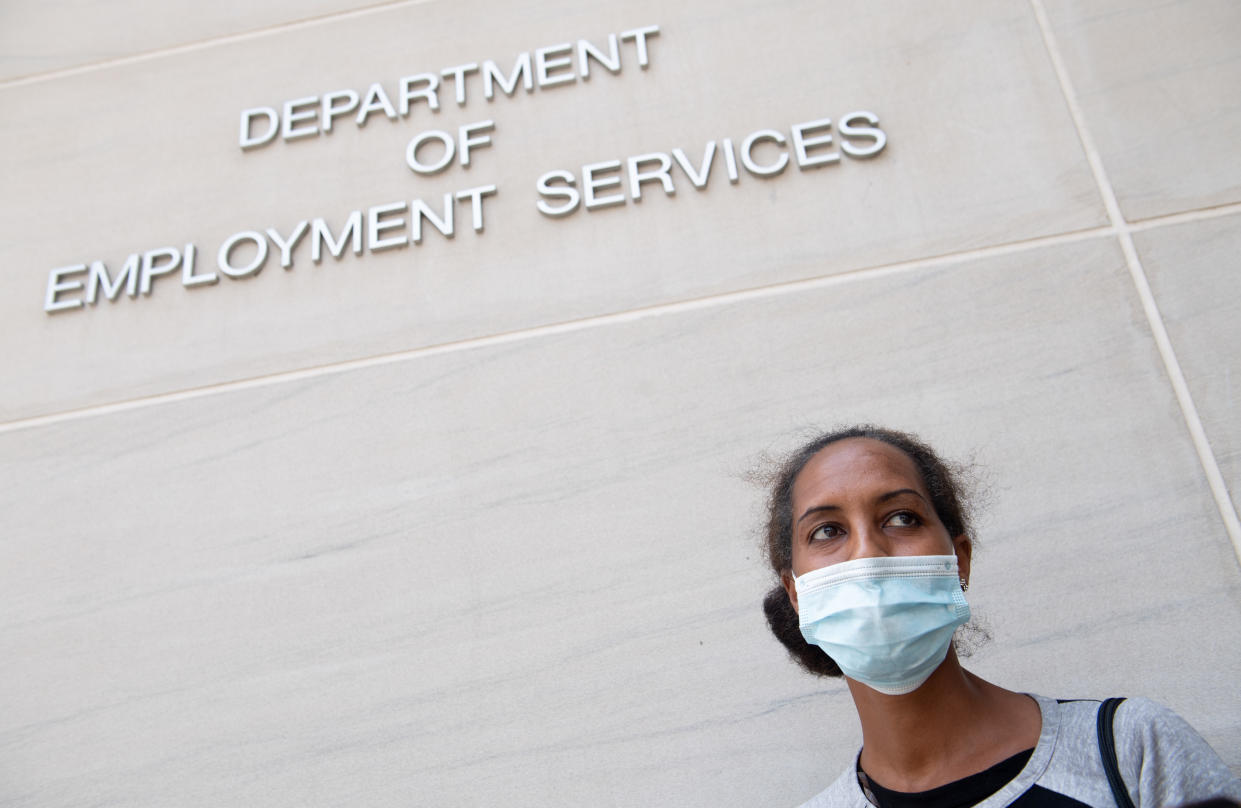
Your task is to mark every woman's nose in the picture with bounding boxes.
[849,524,890,560]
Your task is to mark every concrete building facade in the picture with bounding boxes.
[2,1,1240,805]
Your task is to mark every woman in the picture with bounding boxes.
[761,425,1241,808]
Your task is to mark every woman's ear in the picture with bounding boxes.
[780,569,799,614]
[954,534,972,588]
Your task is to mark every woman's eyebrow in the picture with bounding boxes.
[796,490,927,524]
[796,503,840,524]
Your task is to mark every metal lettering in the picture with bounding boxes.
[455,185,498,232]
[482,54,533,99]
[740,130,789,176]
[182,243,218,288]
[44,265,87,313]
[266,221,309,269]
[405,130,455,174]
[356,83,397,127]
[139,247,182,295]
[536,170,580,217]
[281,97,319,140]
[86,255,139,303]
[578,34,620,79]
[239,107,279,149]
[458,120,495,168]
[440,63,479,106]
[411,194,454,243]
[368,201,409,251]
[628,152,675,200]
[619,25,660,67]
[672,142,717,189]
[310,213,364,262]
[217,232,268,278]
[582,160,625,209]
[322,90,360,133]
[839,111,887,158]
[535,43,576,88]
[790,118,840,168]
[399,73,441,116]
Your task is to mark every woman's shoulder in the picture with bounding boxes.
[1112,697,1241,798]
[1035,693,1203,737]
[1110,695,1214,739]
[1061,695,1223,755]
[1041,694,1241,806]
[795,762,870,808]
[793,697,1239,808]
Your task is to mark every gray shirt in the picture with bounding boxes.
[799,695,1241,807]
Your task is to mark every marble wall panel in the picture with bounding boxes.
[0,0,1104,422]
[1043,0,1241,220]
[0,0,384,80]
[3,237,1239,806]
[1134,212,1241,516]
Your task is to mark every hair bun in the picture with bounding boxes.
[762,584,843,677]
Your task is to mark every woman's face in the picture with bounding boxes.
[781,437,971,611]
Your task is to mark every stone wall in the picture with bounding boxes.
[2,1,1239,804]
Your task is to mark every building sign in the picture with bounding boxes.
[43,25,887,313]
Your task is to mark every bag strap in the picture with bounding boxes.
[1097,697,1136,808]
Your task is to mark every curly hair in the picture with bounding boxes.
[760,425,975,677]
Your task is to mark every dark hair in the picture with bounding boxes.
[760,425,974,677]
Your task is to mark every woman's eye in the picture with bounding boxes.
[809,524,843,542]
[886,511,920,528]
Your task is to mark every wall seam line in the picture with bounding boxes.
[0,224,1114,435]
[0,0,437,89]
[1029,0,1241,563]
[1127,200,1241,232]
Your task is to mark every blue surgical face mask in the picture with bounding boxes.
[792,555,970,695]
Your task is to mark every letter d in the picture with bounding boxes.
[240,107,279,149]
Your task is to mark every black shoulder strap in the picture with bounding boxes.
[1097,697,1136,808]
